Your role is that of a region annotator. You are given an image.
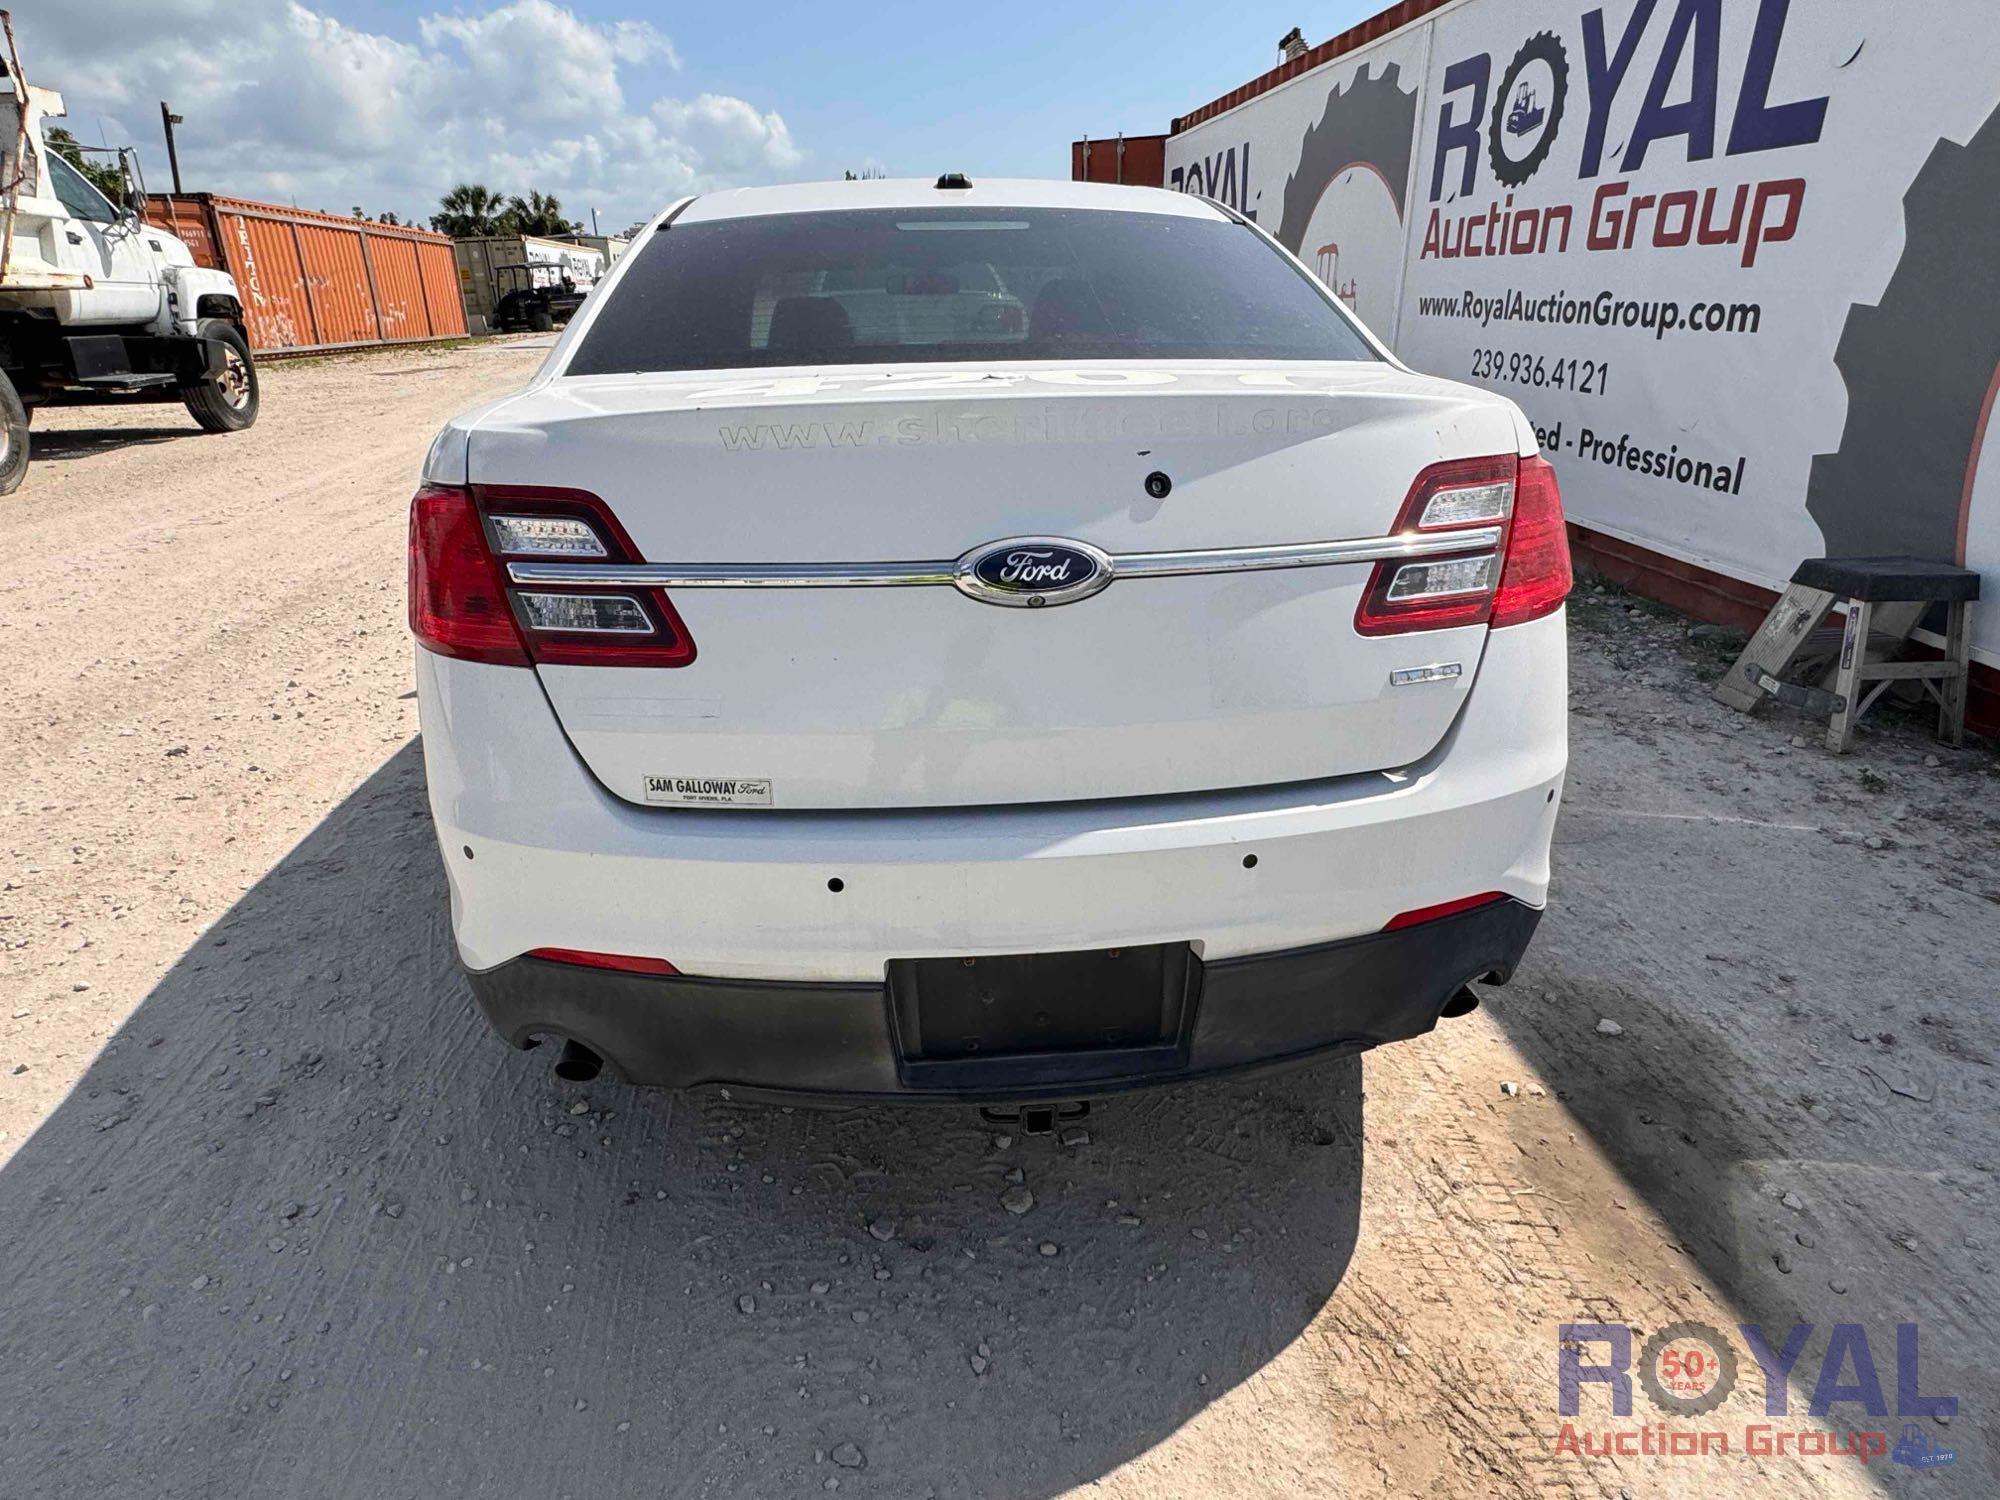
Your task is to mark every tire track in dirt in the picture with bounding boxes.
[0,340,545,1153]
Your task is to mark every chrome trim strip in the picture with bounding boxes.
[507,560,959,588]
[1113,528,1500,578]
[504,527,1502,589]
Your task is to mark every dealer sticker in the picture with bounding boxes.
[644,774,772,806]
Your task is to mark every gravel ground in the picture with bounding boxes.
[0,342,1994,1497]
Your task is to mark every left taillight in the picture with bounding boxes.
[407,483,697,668]
[408,483,531,666]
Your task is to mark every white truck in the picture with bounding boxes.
[0,44,257,495]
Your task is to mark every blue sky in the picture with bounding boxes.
[324,0,1370,174]
[37,1,1377,230]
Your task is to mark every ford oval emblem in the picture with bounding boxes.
[953,537,1114,608]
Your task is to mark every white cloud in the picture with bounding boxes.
[418,0,679,125]
[652,95,803,175]
[25,0,804,228]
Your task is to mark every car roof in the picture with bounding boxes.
[672,177,1228,226]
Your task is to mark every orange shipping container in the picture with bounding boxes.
[143,194,467,354]
[1068,134,1168,187]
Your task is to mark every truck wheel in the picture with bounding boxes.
[528,306,555,333]
[0,375,28,496]
[182,319,260,433]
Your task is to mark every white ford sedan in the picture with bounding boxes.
[409,176,1569,1105]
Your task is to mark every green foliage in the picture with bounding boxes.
[498,190,578,238]
[430,182,506,238]
[431,184,579,239]
[44,126,125,201]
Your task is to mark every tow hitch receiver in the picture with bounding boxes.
[980,1101,1089,1136]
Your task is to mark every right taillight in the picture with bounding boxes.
[1354,453,1571,636]
[1488,455,1572,628]
[407,483,697,668]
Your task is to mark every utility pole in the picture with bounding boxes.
[160,101,183,194]
[590,205,600,235]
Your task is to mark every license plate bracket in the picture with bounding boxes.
[887,943,1199,1094]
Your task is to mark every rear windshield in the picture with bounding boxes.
[566,206,1379,374]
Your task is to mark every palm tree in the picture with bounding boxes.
[500,189,576,238]
[431,183,506,238]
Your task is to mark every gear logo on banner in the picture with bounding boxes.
[1637,1321,1739,1417]
[1488,32,1569,187]
[1273,64,1421,333]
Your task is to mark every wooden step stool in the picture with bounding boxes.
[1715,555,1980,752]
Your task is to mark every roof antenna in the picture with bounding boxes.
[935,173,973,190]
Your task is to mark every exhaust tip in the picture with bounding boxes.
[1438,986,1480,1019]
[554,1038,604,1083]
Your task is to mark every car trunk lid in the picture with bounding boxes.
[468,361,1524,809]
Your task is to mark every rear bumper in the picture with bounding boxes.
[467,897,1540,1102]
[416,609,1566,980]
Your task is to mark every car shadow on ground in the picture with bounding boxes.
[0,741,1364,1499]
[29,425,197,462]
[1479,800,1995,1489]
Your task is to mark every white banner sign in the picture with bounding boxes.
[1168,0,2000,667]
[521,238,607,287]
